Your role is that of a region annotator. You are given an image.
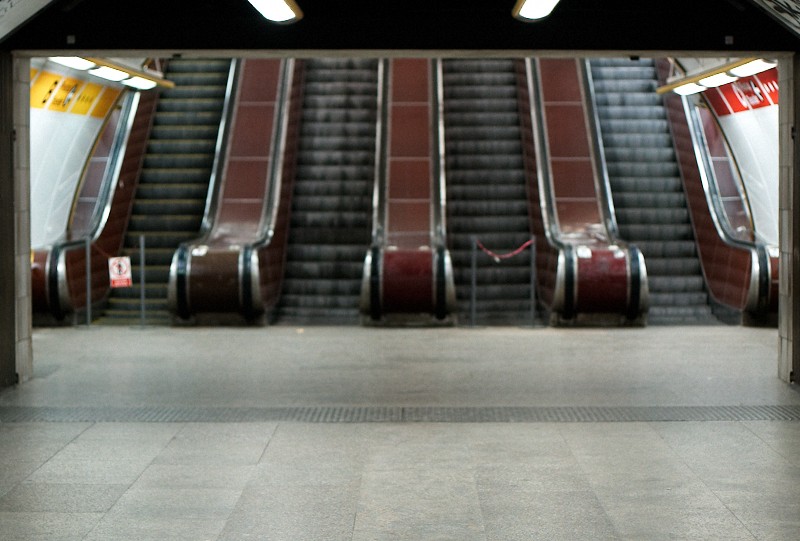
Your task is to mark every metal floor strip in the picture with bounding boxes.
[2,405,800,423]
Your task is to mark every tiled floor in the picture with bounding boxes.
[0,325,799,540]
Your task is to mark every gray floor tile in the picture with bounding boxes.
[478,487,618,541]
[0,511,103,540]
[218,483,360,541]
[26,456,154,485]
[107,487,241,520]
[133,463,256,490]
[84,515,226,541]
[354,468,485,541]
[153,422,276,465]
[0,482,126,513]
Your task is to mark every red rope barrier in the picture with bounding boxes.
[476,238,534,263]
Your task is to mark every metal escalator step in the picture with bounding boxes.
[288,228,370,245]
[447,185,527,200]
[649,291,709,307]
[648,275,706,293]
[598,118,669,134]
[291,195,371,212]
[593,93,662,108]
[447,140,521,154]
[132,199,206,215]
[166,72,230,86]
[149,125,220,140]
[283,261,364,280]
[602,133,673,147]
[449,216,531,234]
[615,208,690,225]
[644,257,702,276]
[304,82,379,95]
[591,65,656,80]
[292,180,372,197]
[127,249,175,267]
[603,147,675,162]
[296,150,375,166]
[449,200,529,216]
[301,110,376,125]
[597,105,665,121]
[139,168,211,184]
[294,164,374,181]
[444,121,521,140]
[160,86,227,100]
[281,278,362,296]
[128,214,202,232]
[613,192,686,208]
[110,284,168,299]
[125,231,197,248]
[443,73,517,86]
[279,294,361,310]
[286,244,367,261]
[134,184,209,200]
[610,177,683,193]
[143,154,214,169]
[607,161,679,177]
[152,111,224,126]
[447,155,525,169]
[156,98,225,113]
[167,59,231,72]
[444,87,517,100]
[617,223,694,241]
[147,140,216,154]
[591,79,658,93]
[634,240,697,258]
[290,211,370,229]
[129,265,171,283]
[303,95,377,110]
[297,135,377,151]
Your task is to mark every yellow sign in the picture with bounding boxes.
[48,77,83,113]
[91,87,121,118]
[30,70,61,109]
[70,83,103,116]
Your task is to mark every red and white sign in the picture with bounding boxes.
[704,68,779,117]
[108,256,133,288]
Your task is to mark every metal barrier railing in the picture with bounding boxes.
[469,236,537,327]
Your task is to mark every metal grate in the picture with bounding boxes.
[2,405,800,423]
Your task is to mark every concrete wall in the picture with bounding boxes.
[783,55,799,383]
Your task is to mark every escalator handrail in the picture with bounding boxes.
[524,58,568,251]
[681,92,769,311]
[49,90,138,317]
[244,58,297,315]
[432,59,448,249]
[581,59,622,240]
[197,58,240,237]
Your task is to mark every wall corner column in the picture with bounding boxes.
[0,51,32,387]
[779,54,797,383]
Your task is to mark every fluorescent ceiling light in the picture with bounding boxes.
[673,82,705,96]
[247,0,303,23]
[728,59,776,77]
[49,56,96,70]
[513,0,560,20]
[122,76,158,90]
[88,66,129,82]
[698,72,739,88]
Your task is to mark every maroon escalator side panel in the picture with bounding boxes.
[33,90,157,320]
[656,59,755,313]
[515,59,559,310]
[256,60,304,313]
[175,59,303,320]
[186,59,283,314]
[380,58,437,315]
[519,58,638,322]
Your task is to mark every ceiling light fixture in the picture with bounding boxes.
[512,0,561,21]
[88,65,129,82]
[656,57,776,95]
[698,72,739,88]
[49,56,96,70]
[728,58,776,77]
[247,0,303,23]
[122,76,158,90]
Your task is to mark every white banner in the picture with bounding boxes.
[0,0,54,41]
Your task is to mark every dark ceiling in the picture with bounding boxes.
[2,0,799,53]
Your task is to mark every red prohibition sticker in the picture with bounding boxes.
[108,256,133,288]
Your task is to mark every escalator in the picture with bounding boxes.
[99,58,231,324]
[276,59,377,324]
[442,59,533,326]
[589,58,717,324]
